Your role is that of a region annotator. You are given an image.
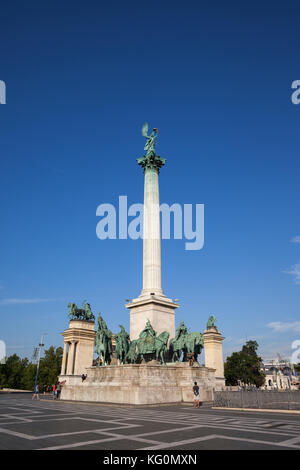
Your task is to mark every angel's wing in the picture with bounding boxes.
[142,122,149,137]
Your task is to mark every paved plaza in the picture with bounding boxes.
[0,394,300,450]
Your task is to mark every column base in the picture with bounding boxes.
[139,287,166,299]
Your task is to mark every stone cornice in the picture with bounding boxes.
[203,329,225,342]
[126,296,179,311]
[62,329,96,341]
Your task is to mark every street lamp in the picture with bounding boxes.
[33,333,47,391]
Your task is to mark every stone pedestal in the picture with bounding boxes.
[203,326,225,390]
[126,295,178,342]
[60,362,216,405]
[60,320,96,376]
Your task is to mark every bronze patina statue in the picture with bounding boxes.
[135,319,169,364]
[95,312,112,366]
[137,122,166,173]
[67,301,95,321]
[139,319,156,341]
[169,321,204,363]
[125,339,138,364]
[142,122,159,157]
[115,325,130,365]
[207,314,217,329]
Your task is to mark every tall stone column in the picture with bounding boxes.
[141,166,163,297]
[127,126,178,341]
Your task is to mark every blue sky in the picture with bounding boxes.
[0,0,299,362]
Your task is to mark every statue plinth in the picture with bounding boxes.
[60,362,216,405]
[60,319,96,377]
[126,295,178,343]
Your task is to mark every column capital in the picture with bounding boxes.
[137,153,166,174]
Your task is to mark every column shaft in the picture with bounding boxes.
[66,341,76,375]
[61,342,68,375]
[142,168,163,296]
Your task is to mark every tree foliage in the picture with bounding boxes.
[0,346,63,391]
[294,363,300,374]
[38,346,63,389]
[224,340,265,387]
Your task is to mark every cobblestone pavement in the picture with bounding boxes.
[0,394,300,450]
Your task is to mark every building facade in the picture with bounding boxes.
[261,359,299,390]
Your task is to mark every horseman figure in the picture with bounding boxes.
[139,319,156,342]
[115,325,130,364]
[67,301,95,321]
[67,302,78,320]
[83,302,95,321]
[95,312,112,366]
[169,321,204,363]
[125,340,138,364]
[169,321,190,362]
[136,319,169,364]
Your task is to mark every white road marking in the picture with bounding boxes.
[279,435,300,446]
[1,398,300,450]
[142,433,300,450]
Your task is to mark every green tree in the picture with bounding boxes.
[0,354,29,389]
[294,363,300,374]
[21,362,37,390]
[37,346,63,391]
[224,352,242,386]
[224,340,265,387]
[0,346,63,391]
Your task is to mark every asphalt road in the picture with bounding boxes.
[0,393,300,450]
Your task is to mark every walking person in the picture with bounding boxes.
[56,382,61,400]
[193,381,200,408]
[52,384,56,399]
[32,383,40,400]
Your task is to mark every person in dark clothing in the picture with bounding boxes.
[193,381,200,408]
[56,382,61,399]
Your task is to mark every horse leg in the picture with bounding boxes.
[155,350,159,364]
[160,349,164,365]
